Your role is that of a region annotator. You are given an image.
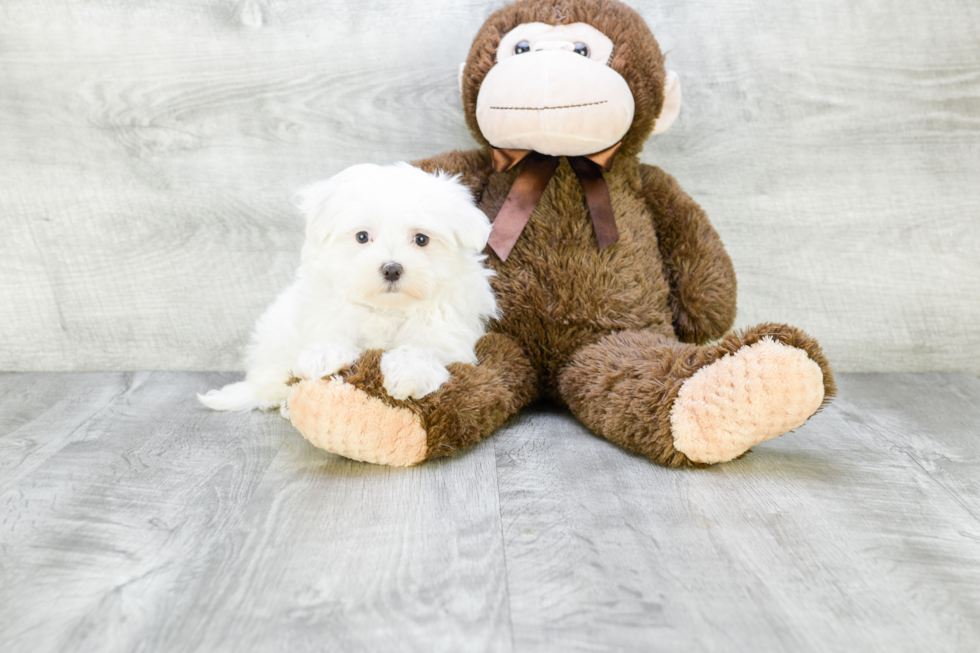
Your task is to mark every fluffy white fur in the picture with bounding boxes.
[199,162,498,413]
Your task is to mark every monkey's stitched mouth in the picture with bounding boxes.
[490,100,608,111]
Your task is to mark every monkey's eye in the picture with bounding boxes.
[573,43,589,57]
[413,234,429,247]
[515,40,531,55]
[356,231,369,244]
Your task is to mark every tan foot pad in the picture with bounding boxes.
[288,378,427,467]
[670,338,825,464]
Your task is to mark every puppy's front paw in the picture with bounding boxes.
[293,341,360,380]
[380,346,450,400]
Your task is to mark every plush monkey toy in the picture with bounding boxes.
[287,0,835,467]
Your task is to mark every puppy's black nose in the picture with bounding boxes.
[381,262,403,282]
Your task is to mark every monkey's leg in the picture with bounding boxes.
[287,333,538,466]
[558,323,835,466]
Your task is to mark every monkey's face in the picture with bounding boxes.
[475,22,634,157]
[461,0,682,158]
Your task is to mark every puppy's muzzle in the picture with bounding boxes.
[381,262,403,283]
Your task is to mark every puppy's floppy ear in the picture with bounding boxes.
[425,169,492,250]
[452,202,493,251]
[295,164,377,245]
[295,177,342,246]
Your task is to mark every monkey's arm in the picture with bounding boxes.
[638,164,737,345]
[411,149,493,202]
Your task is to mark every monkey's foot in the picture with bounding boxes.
[669,337,826,464]
[286,339,538,467]
[288,377,427,467]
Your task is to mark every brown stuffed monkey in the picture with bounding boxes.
[287,0,836,467]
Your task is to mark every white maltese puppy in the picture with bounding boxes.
[199,162,498,414]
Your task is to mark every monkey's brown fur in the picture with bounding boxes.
[291,0,836,467]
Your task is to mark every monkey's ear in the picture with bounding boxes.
[458,62,466,96]
[651,71,682,135]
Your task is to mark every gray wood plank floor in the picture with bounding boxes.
[1,372,978,652]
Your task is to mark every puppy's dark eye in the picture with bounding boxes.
[515,40,531,55]
[356,231,369,244]
[413,234,429,247]
[573,43,589,57]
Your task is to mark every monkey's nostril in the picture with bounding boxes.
[381,262,403,282]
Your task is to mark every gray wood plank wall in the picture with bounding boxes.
[2,0,979,373]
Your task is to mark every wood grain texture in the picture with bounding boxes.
[0,372,511,653]
[492,373,980,652]
[1,372,979,650]
[153,432,512,653]
[0,372,136,495]
[0,0,978,373]
[0,372,289,652]
[641,0,980,376]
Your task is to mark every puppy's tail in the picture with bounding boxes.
[198,382,265,412]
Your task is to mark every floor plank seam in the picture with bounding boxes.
[491,434,518,653]
[901,450,980,526]
[0,372,152,496]
[241,415,290,511]
[839,380,980,527]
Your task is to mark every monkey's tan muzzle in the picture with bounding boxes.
[475,50,635,157]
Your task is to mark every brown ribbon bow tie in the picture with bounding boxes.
[486,142,623,261]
